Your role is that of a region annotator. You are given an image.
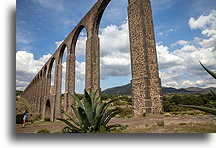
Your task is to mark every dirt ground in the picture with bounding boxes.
[16,114,216,133]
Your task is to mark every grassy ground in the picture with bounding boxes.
[16,114,216,133]
[124,123,215,133]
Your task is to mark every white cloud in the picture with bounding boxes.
[100,22,130,56]
[55,40,63,49]
[171,40,189,47]
[73,21,131,80]
[199,35,216,48]
[182,80,205,88]
[158,10,216,88]
[16,51,52,90]
[16,10,216,92]
[188,10,216,30]
[157,44,184,69]
[75,36,87,56]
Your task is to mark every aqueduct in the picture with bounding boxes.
[21,0,162,121]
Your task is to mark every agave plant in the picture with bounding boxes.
[182,61,216,116]
[182,105,216,115]
[57,89,122,133]
[199,61,216,97]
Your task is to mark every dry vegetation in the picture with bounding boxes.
[16,93,216,133]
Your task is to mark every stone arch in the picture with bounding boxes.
[58,44,68,64]
[70,25,88,54]
[57,44,68,112]
[47,57,56,95]
[93,0,111,35]
[39,70,42,78]
[48,57,56,76]
[21,0,163,119]
[43,65,47,77]
[71,25,88,93]
[44,99,51,119]
[57,44,68,93]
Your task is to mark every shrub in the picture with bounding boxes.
[37,128,50,133]
[16,114,23,124]
[28,113,41,123]
[44,117,50,121]
[157,120,165,126]
[117,106,133,118]
[179,123,187,126]
[182,62,216,116]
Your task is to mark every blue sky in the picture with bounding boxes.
[16,0,216,93]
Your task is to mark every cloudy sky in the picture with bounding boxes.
[16,0,216,93]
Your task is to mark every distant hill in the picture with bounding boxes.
[102,83,215,95]
[102,83,132,95]
[184,87,216,93]
[162,87,192,94]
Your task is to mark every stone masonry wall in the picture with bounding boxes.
[128,0,162,116]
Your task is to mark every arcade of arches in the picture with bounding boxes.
[21,0,162,121]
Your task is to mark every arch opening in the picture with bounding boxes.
[45,99,51,119]
[73,26,87,94]
[58,44,68,110]
[48,57,56,95]
[95,0,132,93]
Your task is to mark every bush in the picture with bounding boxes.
[37,128,50,133]
[157,120,165,126]
[28,113,41,123]
[44,117,50,121]
[162,93,214,113]
[16,114,23,124]
[117,106,133,118]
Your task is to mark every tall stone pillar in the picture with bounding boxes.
[41,75,46,116]
[36,80,40,113]
[128,0,162,116]
[86,34,100,94]
[47,72,51,96]
[54,62,62,119]
[65,53,76,114]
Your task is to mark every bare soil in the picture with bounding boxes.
[16,114,216,133]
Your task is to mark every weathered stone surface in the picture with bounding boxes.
[128,0,162,116]
[21,0,162,120]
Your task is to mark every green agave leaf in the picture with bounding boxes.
[61,127,73,133]
[71,105,81,121]
[56,118,81,132]
[95,99,114,119]
[102,110,122,126]
[106,124,121,131]
[100,108,122,125]
[91,115,103,131]
[95,102,104,117]
[199,61,216,79]
[182,105,216,116]
[210,89,216,98]
[62,111,80,127]
[71,93,84,109]
[95,96,102,105]
[78,107,91,129]
[90,89,98,105]
[101,99,119,115]
[83,89,93,120]
[93,100,101,118]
